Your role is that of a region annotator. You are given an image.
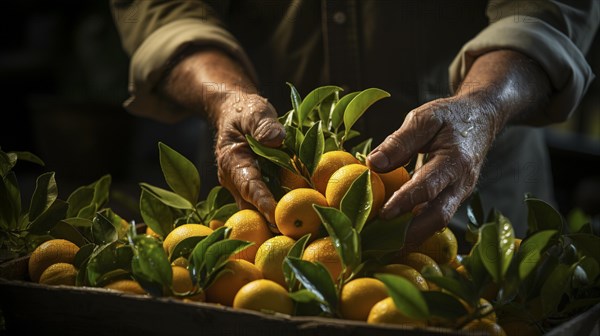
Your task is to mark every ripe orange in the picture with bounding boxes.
[462,319,507,336]
[38,263,77,286]
[28,239,79,283]
[367,297,427,327]
[208,219,225,230]
[280,168,310,190]
[254,235,296,287]
[377,264,428,291]
[104,279,146,295]
[172,265,194,294]
[275,188,328,240]
[162,224,213,257]
[378,166,410,200]
[396,252,443,291]
[205,259,262,306]
[415,227,458,265]
[145,226,162,239]
[340,277,389,321]
[312,151,359,195]
[302,237,343,281]
[325,164,385,219]
[224,209,273,263]
[233,279,294,315]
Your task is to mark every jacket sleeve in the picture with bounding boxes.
[110,0,257,122]
[449,0,599,124]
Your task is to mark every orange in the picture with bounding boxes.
[415,227,458,265]
[312,151,360,194]
[280,167,310,190]
[104,279,146,295]
[340,277,389,321]
[377,264,428,291]
[462,319,507,336]
[208,219,225,230]
[302,237,343,281]
[378,166,410,200]
[274,188,328,240]
[205,259,262,306]
[28,239,79,283]
[367,297,427,327]
[224,209,273,263]
[38,263,77,286]
[326,164,385,219]
[460,298,496,323]
[233,279,294,315]
[162,224,213,257]
[254,235,296,287]
[145,226,162,239]
[396,252,442,290]
[172,265,194,294]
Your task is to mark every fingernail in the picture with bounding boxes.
[368,150,390,170]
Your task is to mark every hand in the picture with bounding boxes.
[214,93,285,226]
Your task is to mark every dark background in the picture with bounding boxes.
[0,2,599,224]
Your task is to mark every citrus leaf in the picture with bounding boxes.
[467,190,484,228]
[29,172,57,222]
[0,150,14,178]
[331,92,360,130]
[210,203,239,222]
[350,138,372,157]
[73,243,95,268]
[204,239,253,274]
[245,135,296,173]
[298,86,343,126]
[518,229,558,280]
[340,169,372,232]
[188,226,229,284]
[1,172,20,229]
[567,208,592,234]
[477,213,515,283]
[568,233,600,262]
[299,121,324,176]
[286,82,301,126]
[284,126,304,155]
[28,199,68,235]
[159,142,200,204]
[284,257,337,314]
[289,288,325,304]
[314,205,361,273]
[130,234,172,295]
[88,174,112,211]
[376,273,430,320]
[139,189,175,238]
[284,233,311,291]
[343,88,390,139]
[461,246,489,291]
[66,186,94,218]
[13,151,44,166]
[360,213,411,258]
[540,262,577,315]
[50,221,87,247]
[140,183,194,210]
[525,196,564,234]
[422,270,478,305]
[169,235,206,262]
[206,186,234,212]
[318,92,338,129]
[421,291,469,320]
[92,212,118,245]
[323,138,339,152]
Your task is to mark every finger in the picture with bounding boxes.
[367,106,444,173]
[403,184,465,249]
[379,153,459,219]
[238,96,285,148]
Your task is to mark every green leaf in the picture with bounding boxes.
[477,213,515,283]
[50,221,87,247]
[299,121,324,176]
[422,270,478,305]
[206,186,235,212]
[339,169,372,232]
[29,172,58,221]
[87,242,133,287]
[323,138,339,152]
[284,127,305,154]
[13,151,44,166]
[567,208,592,234]
[467,190,484,228]
[289,289,325,304]
[210,203,239,222]
[188,226,228,284]
[343,88,390,138]
[169,235,206,261]
[525,196,564,234]
[1,172,20,229]
[0,150,15,177]
[350,138,372,157]
[318,92,338,129]
[286,82,302,126]
[28,199,68,234]
[246,135,296,173]
[284,257,337,315]
[376,273,430,320]
[88,175,112,210]
[204,239,253,274]
[92,212,118,245]
[314,205,361,274]
[540,263,577,315]
[73,243,95,268]
[159,142,201,204]
[421,291,469,320]
[62,217,94,228]
[331,92,360,130]
[461,244,490,290]
[298,86,343,126]
[568,233,600,262]
[518,230,558,280]
[66,186,94,218]
[130,234,173,295]
[284,234,311,291]
[360,213,411,258]
[140,183,194,210]
[139,189,175,238]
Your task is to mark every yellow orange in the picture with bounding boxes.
[104,279,146,295]
[302,237,343,281]
[377,264,428,291]
[208,219,225,230]
[205,259,262,306]
[28,239,79,283]
[415,227,458,265]
[378,166,410,200]
[233,279,293,315]
[312,151,360,194]
[224,210,273,263]
[325,164,385,219]
[462,320,506,336]
[275,188,328,240]
[254,235,296,287]
[38,263,77,286]
[367,297,427,327]
[340,277,389,321]
[162,224,213,257]
[280,168,310,190]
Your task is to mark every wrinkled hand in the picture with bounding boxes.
[214,93,285,227]
[367,94,498,246]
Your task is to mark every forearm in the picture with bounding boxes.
[160,48,259,126]
[455,49,553,134]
